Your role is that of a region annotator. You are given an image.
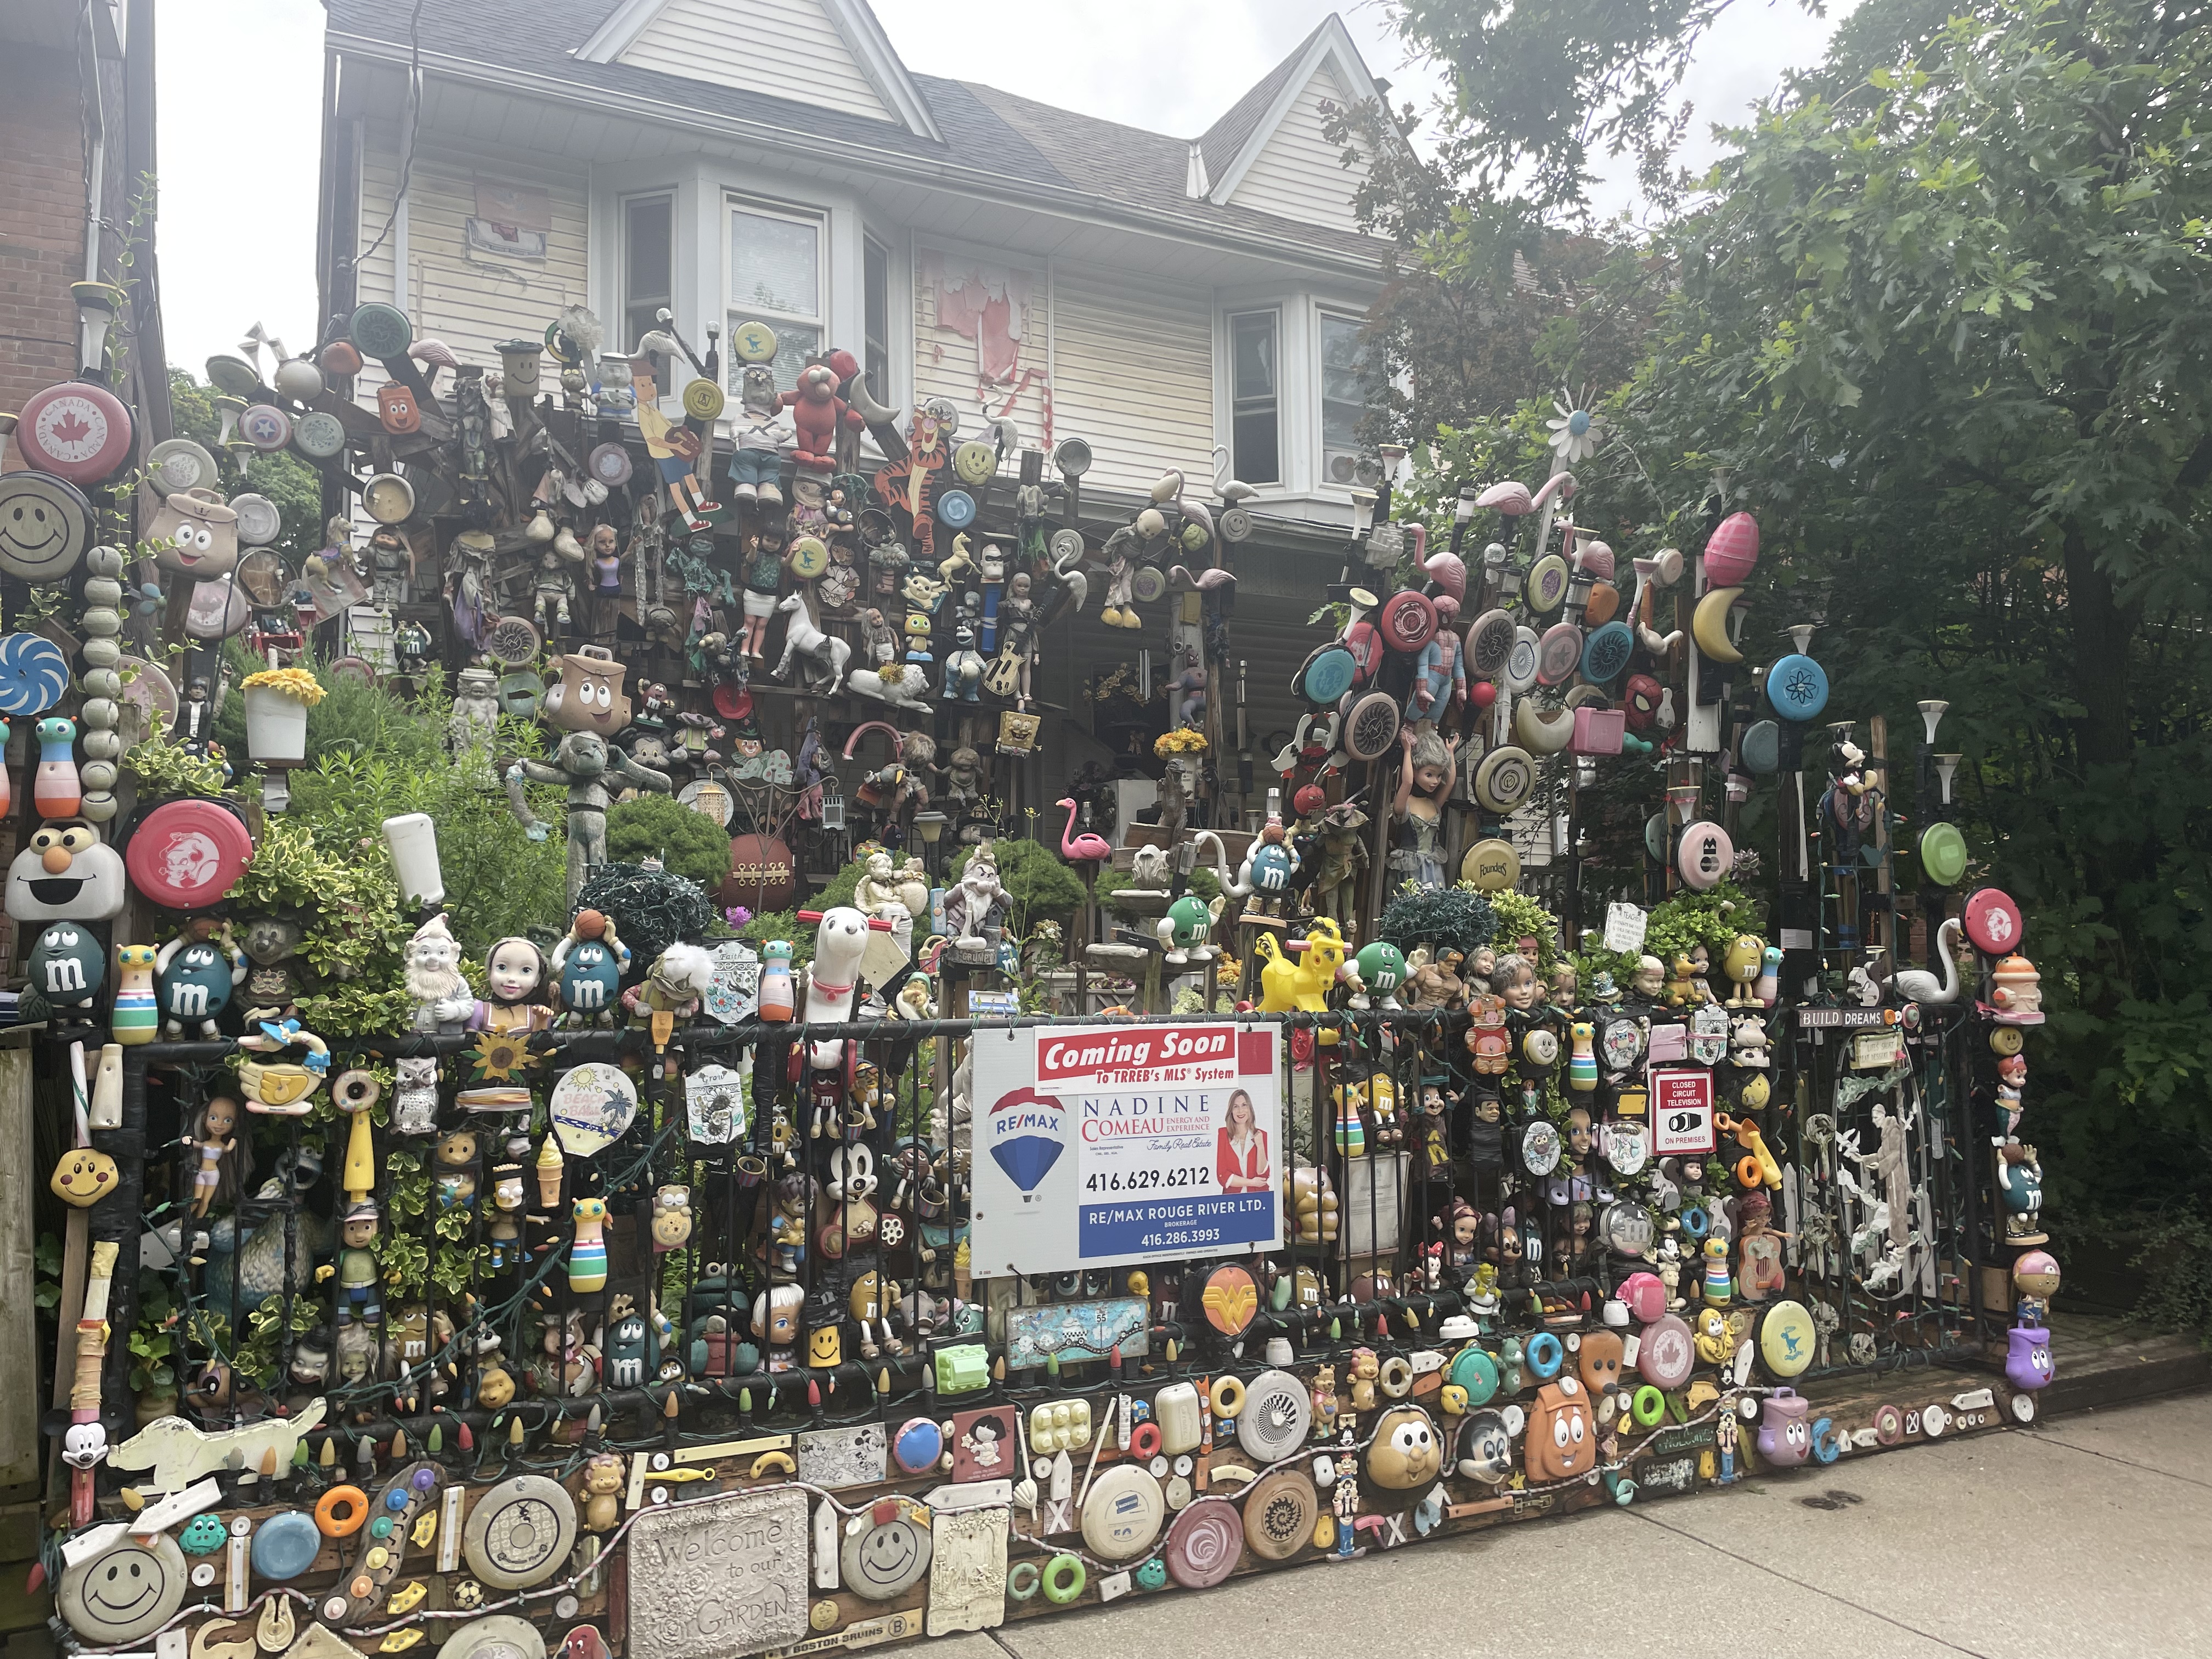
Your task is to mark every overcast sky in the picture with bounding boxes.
[155,0,1847,376]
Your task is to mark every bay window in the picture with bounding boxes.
[728,196,825,388]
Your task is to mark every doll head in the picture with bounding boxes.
[1630,953,1665,997]
[1409,729,1451,798]
[485,937,546,1007]
[1566,1107,1594,1159]
[1449,1198,1479,1247]
[1494,953,1537,1011]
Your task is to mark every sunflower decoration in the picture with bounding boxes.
[464,1029,540,1084]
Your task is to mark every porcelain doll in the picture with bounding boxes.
[479,936,552,1034]
[1390,725,1456,889]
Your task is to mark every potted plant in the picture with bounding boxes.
[238,665,324,765]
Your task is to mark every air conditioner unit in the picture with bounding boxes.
[1325,450,1361,486]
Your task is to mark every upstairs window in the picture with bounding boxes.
[729,196,823,388]
[863,234,892,402]
[622,194,673,357]
[1230,309,1280,486]
[1320,310,1377,488]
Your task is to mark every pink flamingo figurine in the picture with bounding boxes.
[1058,799,1111,865]
[1475,473,1576,516]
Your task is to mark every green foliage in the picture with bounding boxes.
[2128,1205,2212,1344]
[1378,885,1496,956]
[947,838,1087,935]
[235,1293,319,1384]
[606,793,734,891]
[1579,881,1764,985]
[1097,862,1222,905]
[1482,887,1560,972]
[229,814,415,1035]
[168,368,326,560]
[122,709,230,797]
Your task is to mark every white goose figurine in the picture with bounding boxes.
[1892,917,1962,1006]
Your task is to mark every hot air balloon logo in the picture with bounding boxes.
[988,1086,1066,1194]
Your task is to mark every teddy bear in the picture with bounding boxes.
[778,356,863,471]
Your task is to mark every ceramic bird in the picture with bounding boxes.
[1892,917,1963,1006]
[1057,799,1111,864]
[1475,473,1575,517]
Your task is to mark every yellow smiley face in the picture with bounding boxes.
[808,1325,842,1368]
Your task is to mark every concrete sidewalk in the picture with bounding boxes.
[935,1391,2212,1659]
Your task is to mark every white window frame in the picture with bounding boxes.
[1317,306,1378,492]
[726,193,829,387]
[1213,291,1378,507]
[618,189,676,374]
[1226,306,1284,489]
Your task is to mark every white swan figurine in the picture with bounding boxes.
[1892,916,1962,1006]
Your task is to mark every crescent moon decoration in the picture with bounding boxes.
[0,633,71,715]
[1693,586,1746,664]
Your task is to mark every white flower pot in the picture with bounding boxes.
[242,686,310,764]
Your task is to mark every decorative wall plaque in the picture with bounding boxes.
[924,1504,1008,1637]
[626,1487,808,1659]
[795,1423,887,1490]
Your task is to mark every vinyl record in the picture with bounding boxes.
[1379,589,1438,653]
[1466,608,1516,679]
[1765,652,1829,722]
[1581,619,1634,683]
[1235,1370,1312,1463]
[1503,627,1541,694]
[1241,1471,1315,1562]
[1340,689,1401,761]
[1535,622,1582,686]
[1474,745,1536,812]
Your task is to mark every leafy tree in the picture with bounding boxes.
[1573,0,2212,1198]
[606,793,735,891]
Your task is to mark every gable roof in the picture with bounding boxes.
[1198,13,1391,210]
[324,0,1389,269]
[572,0,941,142]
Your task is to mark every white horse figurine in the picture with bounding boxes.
[774,591,851,695]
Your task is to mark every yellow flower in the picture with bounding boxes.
[465,1031,538,1083]
[240,667,328,706]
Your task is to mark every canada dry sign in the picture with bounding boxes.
[970,1022,1283,1275]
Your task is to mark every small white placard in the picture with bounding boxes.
[1779,928,1814,950]
[1603,902,1649,953]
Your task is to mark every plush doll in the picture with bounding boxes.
[780,357,863,472]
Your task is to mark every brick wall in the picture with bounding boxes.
[0,43,86,472]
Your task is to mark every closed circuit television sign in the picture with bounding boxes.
[971,1023,1284,1275]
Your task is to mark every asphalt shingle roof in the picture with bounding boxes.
[326,0,1385,261]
